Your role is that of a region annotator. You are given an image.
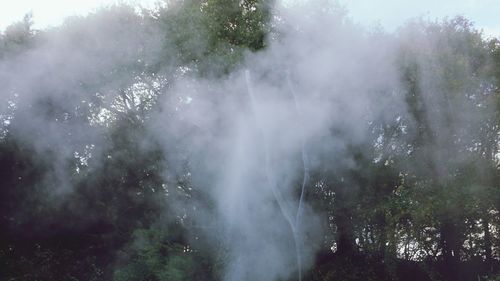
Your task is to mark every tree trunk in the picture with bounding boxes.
[335,206,357,256]
[440,221,460,281]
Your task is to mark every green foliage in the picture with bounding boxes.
[113,225,195,281]
[0,13,35,57]
[159,0,273,75]
[0,2,499,281]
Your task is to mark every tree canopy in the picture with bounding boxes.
[0,1,499,281]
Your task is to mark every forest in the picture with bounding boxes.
[0,1,500,280]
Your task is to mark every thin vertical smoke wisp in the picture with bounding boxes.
[286,71,310,226]
[244,69,295,230]
[287,71,310,281]
[245,69,308,281]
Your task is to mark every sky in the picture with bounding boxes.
[0,0,499,37]
[0,0,159,31]
[336,0,500,37]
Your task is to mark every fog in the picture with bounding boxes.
[0,1,496,281]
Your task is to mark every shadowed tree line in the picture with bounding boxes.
[0,1,500,281]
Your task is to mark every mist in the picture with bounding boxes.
[0,1,499,281]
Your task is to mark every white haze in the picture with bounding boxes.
[0,1,495,281]
[0,0,161,31]
[2,0,499,37]
[148,4,403,280]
